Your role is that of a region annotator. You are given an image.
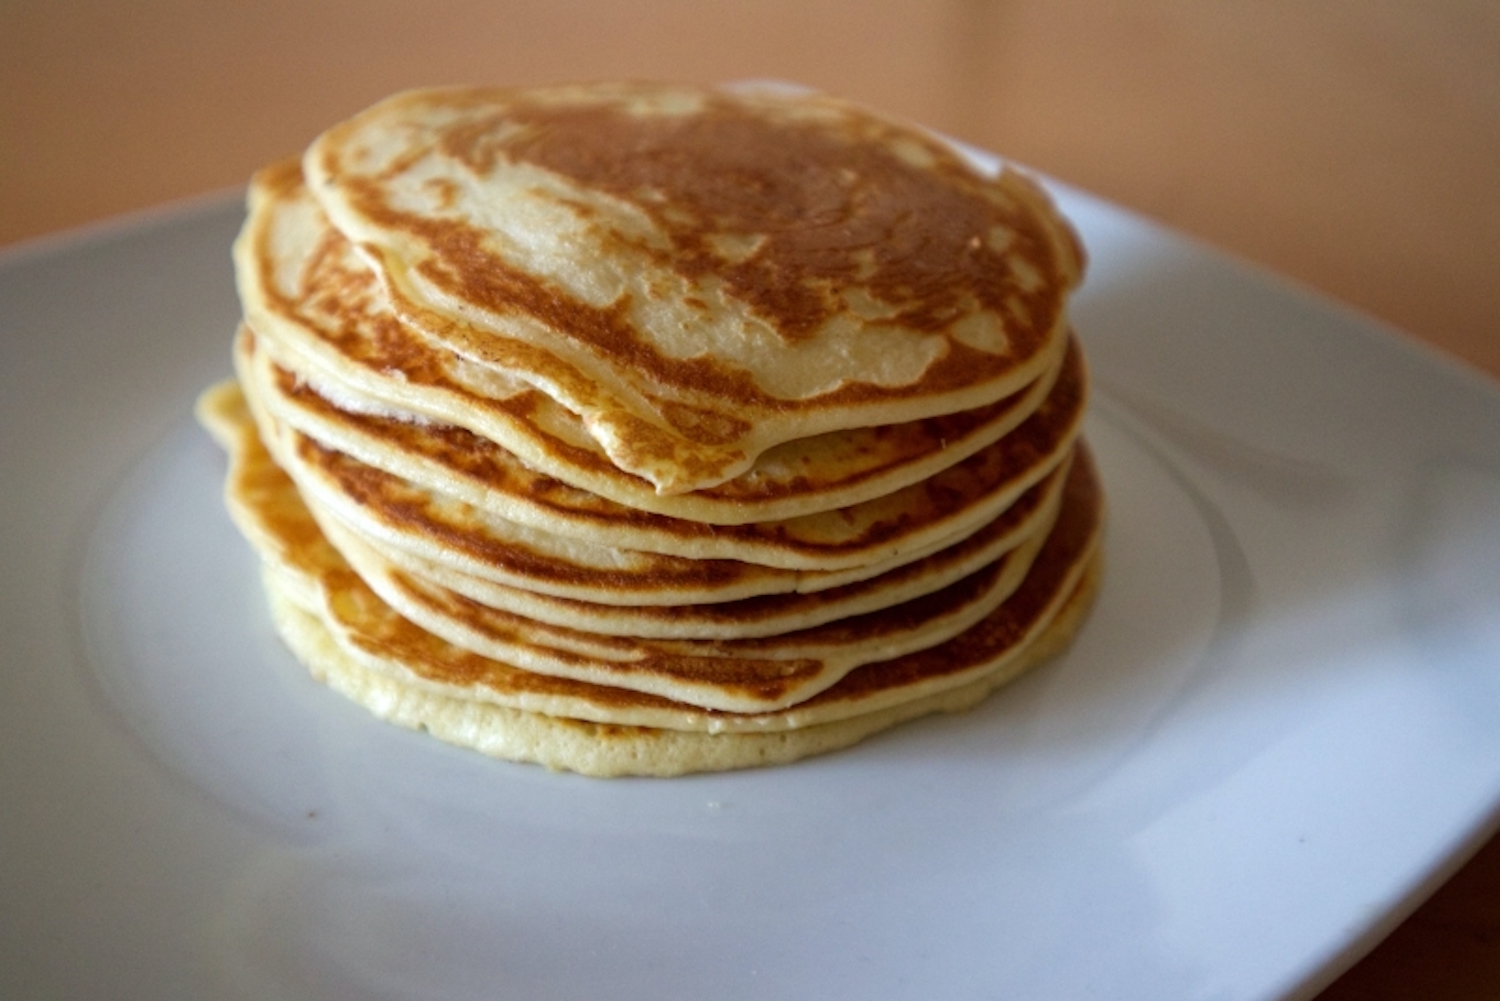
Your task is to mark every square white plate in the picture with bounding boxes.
[3,178,1499,1000]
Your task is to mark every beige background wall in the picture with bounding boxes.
[4,3,1499,996]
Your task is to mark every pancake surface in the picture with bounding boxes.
[303,82,1084,494]
[202,81,1104,775]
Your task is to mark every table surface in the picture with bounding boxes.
[4,3,1498,997]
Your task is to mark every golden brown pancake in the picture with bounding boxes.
[237,159,1068,523]
[287,457,1070,638]
[262,563,1098,777]
[238,324,1088,571]
[317,508,1052,713]
[238,324,1073,626]
[302,83,1084,493]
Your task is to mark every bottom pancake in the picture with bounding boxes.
[263,552,1100,778]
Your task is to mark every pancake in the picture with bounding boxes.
[293,461,1070,638]
[238,324,1088,571]
[262,559,1097,777]
[242,328,1071,618]
[237,159,1067,523]
[317,510,1051,713]
[302,82,1085,494]
[200,380,1101,775]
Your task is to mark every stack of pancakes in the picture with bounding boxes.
[197,82,1104,777]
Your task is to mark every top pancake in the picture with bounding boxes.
[303,82,1085,494]
[235,159,1065,524]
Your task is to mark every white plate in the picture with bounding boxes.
[3,180,1499,1001]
